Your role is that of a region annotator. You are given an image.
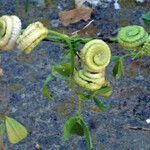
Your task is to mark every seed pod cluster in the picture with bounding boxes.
[74,39,111,91]
[0,15,48,53]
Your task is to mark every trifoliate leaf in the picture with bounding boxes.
[93,97,107,112]
[5,116,28,144]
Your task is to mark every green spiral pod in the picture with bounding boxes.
[74,70,105,91]
[142,36,150,56]
[117,25,148,50]
[83,69,105,79]
[81,39,111,72]
[74,39,111,91]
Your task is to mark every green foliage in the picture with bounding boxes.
[94,84,113,98]
[5,116,28,144]
[93,97,107,111]
[53,63,72,77]
[79,118,93,149]
[111,55,120,62]
[64,116,84,140]
[142,12,150,27]
[42,84,53,100]
[64,116,93,149]
[42,74,54,100]
[113,58,124,80]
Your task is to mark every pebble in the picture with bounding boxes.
[146,118,150,124]
[50,19,60,28]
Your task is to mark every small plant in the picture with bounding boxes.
[0,14,150,149]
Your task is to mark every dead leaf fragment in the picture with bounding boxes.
[59,7,93,26]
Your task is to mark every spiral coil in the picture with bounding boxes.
[74,39,111,91]
[0,15,21,50]
[117,25,148,50]
[17,22,48,54]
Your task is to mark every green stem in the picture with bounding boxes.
[48,29,75,75]
[48,30,69,40]
[122,52,136,59]
[65,39,75,75]
[46,35,65,43]
[25,0,29,12]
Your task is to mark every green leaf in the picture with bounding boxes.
[93,97,107,112]
[5,116,28,144]
[0,120,5,137]
[64,116,84,141]
[142,12,150,27]
[109,36,118,42]
[42,74,54,99]
[111,55,120,62]
[113,58,124,80]
[77,93,91,101]
[42,85,52,100]
[53,63,71,76]
[94,85,113,98]
[64,117,93,149]
[79,119,93,150]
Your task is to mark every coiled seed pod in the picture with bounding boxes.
[74,70,105,91]
[81,39,111,72]
[142,36,150,56]
[17,22,48,54]
[0,15,21,50]
[117,25,148,50]
[83,69,105,79]
[74,39,111,91]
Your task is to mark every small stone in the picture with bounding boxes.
[135,75,144,81]
[11,107,17,113]
[50,19,60,28]
[146,119,150,124]
[21,94,26,99]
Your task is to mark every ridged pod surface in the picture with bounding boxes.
[117,25,148,50]
[142,36,150,56]
[74,39,111,91]
[81,39,111,72]
[0,15,21,50]
[17,22,48,54]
